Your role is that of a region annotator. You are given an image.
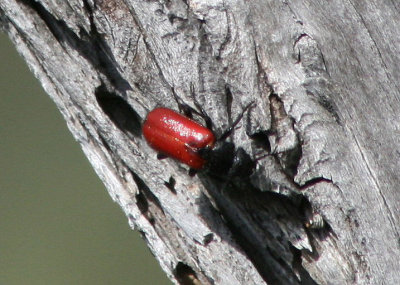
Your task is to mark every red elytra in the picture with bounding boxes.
[142,107,216,169]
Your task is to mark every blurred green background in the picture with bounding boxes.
[0,33,171,284]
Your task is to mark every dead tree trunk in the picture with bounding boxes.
[1,0,399,284]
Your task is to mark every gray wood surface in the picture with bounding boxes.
[1,0,399,284]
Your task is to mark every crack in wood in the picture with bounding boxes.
[95,83,142,138]
[21,0,130,93]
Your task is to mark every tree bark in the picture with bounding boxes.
[1,0,399,284]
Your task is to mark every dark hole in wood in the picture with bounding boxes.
[282,143,302,178]
[174,262,201,285]
[203,233,214,245]
[225,84,233,124]
[248,130,272,153]
[95,85,142,138]
[131,171,164,225]
[164,176,177,194]
[136,191,149,216]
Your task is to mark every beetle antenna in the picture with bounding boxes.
[189,83,213,130]
[253,152,271,161]
[171,87,185,112]
[218,101,256,141]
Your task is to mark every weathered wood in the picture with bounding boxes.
[1,0,399,284]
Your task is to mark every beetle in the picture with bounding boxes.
[142,101,256,178]
[142,107,216,170]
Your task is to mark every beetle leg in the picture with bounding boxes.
[171,87,196,118]
[188,168,197,177]
[171,87,192,117]
[157,153,168,160]
[180,104,195,119]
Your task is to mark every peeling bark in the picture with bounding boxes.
[1,0,399,284]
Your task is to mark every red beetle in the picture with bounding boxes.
[142,107,216,169]
[143,102,257,178]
